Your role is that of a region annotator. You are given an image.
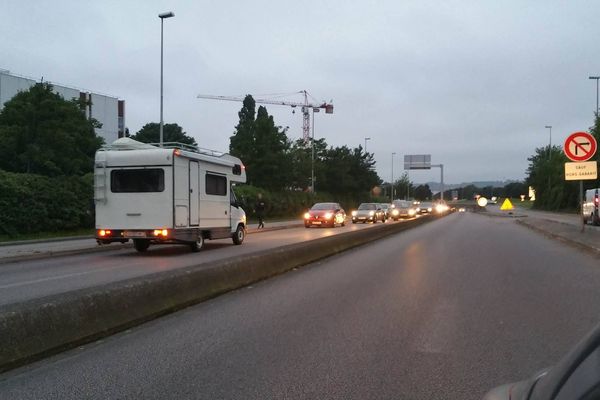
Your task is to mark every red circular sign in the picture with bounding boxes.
[564,132,597,162]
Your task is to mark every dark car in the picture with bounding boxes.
[351,203,386,223]
[484,322,600,400]
[304,202,346,228]
[389,200,418,220]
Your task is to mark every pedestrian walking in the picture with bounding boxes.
[255,193,266,229]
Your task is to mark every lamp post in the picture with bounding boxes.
[364,137,371,153]
[159,11,175,147]
[545,125,552,159]
[589,76,600,116]
[391,152,396,202]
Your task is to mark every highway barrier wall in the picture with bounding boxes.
[0,215,439,371]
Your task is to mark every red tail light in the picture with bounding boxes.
[595,195,599,205]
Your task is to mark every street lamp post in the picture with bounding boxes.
[391,152,396,202]
[159,11,175,147]
[589,76,600,116]
[364,137,371,153]
[545,125,552,159]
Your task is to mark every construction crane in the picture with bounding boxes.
[196,90,333,142]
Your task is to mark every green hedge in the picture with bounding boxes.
[0,170,93,236]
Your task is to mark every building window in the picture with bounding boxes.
[111,169,164,193]
[206,173,227,196]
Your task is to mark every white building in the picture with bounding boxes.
[0,69,125,144]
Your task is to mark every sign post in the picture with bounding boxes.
[404,154,444,201]
[563,131,598,232]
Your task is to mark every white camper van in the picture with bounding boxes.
[583,188,599,226]
[94,138,247,252]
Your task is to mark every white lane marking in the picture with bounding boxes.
[412,299,458,354]
[0,265,126,289]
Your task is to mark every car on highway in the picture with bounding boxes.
[304,202,346,228]
[378,203,392,219]
[434,201,450,214]
[418,201,433,214]
[351,203,386,223]
[484,322,600,400]
[583,188,600,226]
[389,200,418,220]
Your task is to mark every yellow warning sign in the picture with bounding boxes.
[500,198,514,211]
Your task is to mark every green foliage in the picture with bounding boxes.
[0,83,103,176]
[526,146,578,210]
[413,184,433,200]
[392,172,415,200]
[229,96,291,190]
[131,122,197,146]
[0,170,94,236]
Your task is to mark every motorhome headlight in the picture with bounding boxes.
[324,212,333,219]
[304,212,311,219]
[369,211,375,216]
[351,210,357,217]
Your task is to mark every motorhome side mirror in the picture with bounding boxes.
[232,164,242,175]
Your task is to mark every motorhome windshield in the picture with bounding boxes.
[111,169,165,193]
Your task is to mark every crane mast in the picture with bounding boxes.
[197,90,333,142]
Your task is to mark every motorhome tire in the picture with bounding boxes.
[190,235,204,252]
[232,225,245,245]
[133,239,150,252]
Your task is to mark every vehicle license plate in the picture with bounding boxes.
[125,231,146,237]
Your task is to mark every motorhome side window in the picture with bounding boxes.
[206,173,227,196]
[111,169,165,193]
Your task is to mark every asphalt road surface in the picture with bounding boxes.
[2,212,600,399]
[0,218,401,306]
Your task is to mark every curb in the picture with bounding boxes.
[515,219,600,257]
[0,215,436,372]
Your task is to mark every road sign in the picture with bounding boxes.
[564,161,598,180]
[500,198,514,211]
[564,132,597,162]
[404,154,431,170]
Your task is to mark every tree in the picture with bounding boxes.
[392,172,414,200]
[229,96,291,190]
[0,83,103,176]
[413,184,432,201]
[320,145,380,196]
[131,123,197,146]
[526,146,577,210]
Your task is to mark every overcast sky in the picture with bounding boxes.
[2,1,599,184]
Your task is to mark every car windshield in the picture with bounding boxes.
[311,203,336,210]
[358,203,376,210]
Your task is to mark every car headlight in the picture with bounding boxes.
[304,212,311,219]
[324,212,333,219]
[435,205,445,213]
[369,211,375,216]
[427,207,432,212]
[351,210,357,217]
[392,209,399,215]
[408,209,416,215]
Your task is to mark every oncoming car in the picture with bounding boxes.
[304,202,346,228]
[351,203,386,223]
[389,200,418,220]
[418,201,433,214]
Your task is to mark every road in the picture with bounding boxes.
[0,218,401,306]
[2,211,600,399]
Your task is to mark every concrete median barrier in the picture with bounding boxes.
[0,215,437,372]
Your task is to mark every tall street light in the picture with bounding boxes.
[589,76,600,116]
[159,11,175,147]
[545,125,552,159]
[391,152,396,202]
[364,137,371,153]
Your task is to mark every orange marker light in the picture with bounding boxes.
[161,229,168,236]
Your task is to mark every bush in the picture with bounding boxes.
[0,170,93,236]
